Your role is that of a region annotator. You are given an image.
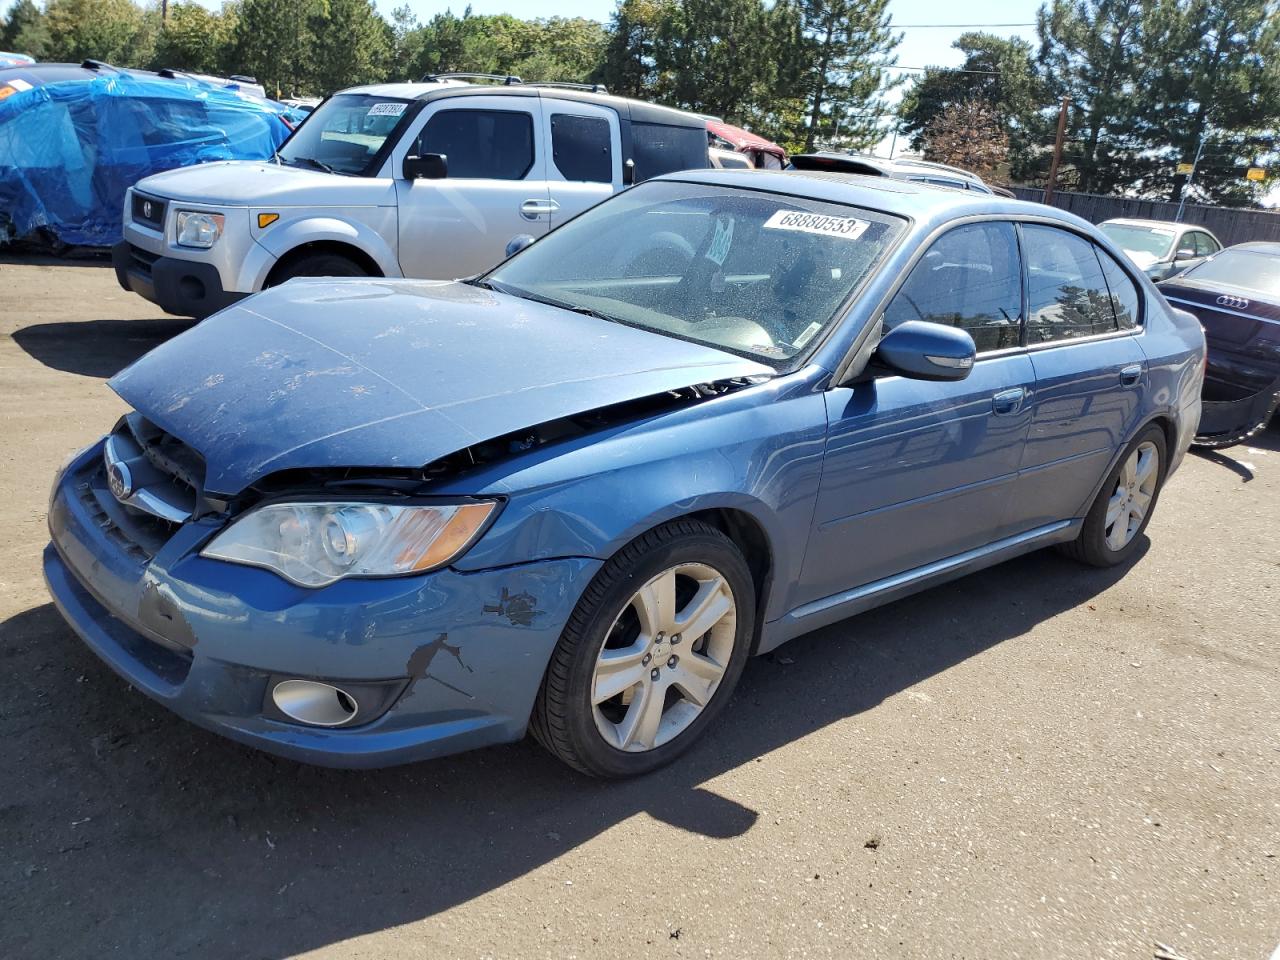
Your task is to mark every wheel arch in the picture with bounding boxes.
[265,240,385,286]
[683,507,774,654]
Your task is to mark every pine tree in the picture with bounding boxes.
[1,0,52,59]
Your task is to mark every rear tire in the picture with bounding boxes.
[1060,424,1167,568]
[269,252,368,284]
[530,519,755,778]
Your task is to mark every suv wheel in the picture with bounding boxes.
[270,252,368,284]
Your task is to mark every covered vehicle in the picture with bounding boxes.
[706,118,785,169]
[45,172,1203,777]
[0,62,291,248]
[1159,242,1280,447]
[1100,218,1222,282]
[0,52,35,68]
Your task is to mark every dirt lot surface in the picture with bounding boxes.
[1,258,1278,960]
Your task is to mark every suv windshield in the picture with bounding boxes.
[1180,247,1280,298]
[277,94,413,176]
[486,181,904,366]
[1100,223,1175,259]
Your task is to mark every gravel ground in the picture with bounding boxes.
[1,258,1277,960]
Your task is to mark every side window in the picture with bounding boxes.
[1022,224,1118,343]
[419,109,534,180]
[631,122,709,181]
[1096,246,1141,330]
[883,221,1023,352]
[1193,232,1219,257]
[551,113,612,183]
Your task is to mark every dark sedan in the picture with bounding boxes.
[1159,242,1280,447]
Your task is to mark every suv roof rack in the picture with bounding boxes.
[523,81,609,94]
[421,72,522,85]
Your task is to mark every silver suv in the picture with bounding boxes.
[111,76,710,318]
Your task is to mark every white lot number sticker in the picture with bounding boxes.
[705,217,735,266]
[764,209,869,241]
[367,102,407,117]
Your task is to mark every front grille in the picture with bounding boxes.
[131,192,166,230]
[97,414,207,553]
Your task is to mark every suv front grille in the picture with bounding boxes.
[126,244,159,278]
[131,192,167,231]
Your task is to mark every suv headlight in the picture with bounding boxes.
[175,211,226,248]
[201,500,499,587]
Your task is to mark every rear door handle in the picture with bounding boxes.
[1120,363,1142,387]
[991,386,1027,416]
[520,199,559,220]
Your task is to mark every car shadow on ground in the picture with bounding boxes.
[11,318,194,379]
[2,544,1146,959]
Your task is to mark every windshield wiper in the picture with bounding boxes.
[285,156,337,175]
[483,279,617,322]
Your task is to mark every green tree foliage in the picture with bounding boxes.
[601,0,674,98]
[230,0,324,97]
[921,99,1010,180]
[150,2,238,74]
[792,0,898,151]
[1,0,52,59]
[42,0,152,65]
[899,32,1044,179]
[309,0,390,93]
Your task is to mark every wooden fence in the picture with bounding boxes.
[1009,188,1280,247]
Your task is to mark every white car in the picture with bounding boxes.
[1098,218,1223,283]
[111,76,710,318]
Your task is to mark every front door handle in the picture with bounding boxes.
[520,199,559,220]
[1120,363,1142,387]
[991,386,1027,416]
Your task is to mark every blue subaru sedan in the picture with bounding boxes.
[44,171,1205,777]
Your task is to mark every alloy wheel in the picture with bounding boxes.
[1104,440,1159,551]
[591,562,738,752]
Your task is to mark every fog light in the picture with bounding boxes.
[271,679,359,727]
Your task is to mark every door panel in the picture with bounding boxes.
[393,97,549,280]
[541,99,622,229]
[798,354,1036,606]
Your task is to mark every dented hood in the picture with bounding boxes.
[109,279,772,495]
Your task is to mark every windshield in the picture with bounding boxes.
[486,181,904,366]
[1180,248,1280,298]
[277,94,413,176]
[1100,223,1176,259]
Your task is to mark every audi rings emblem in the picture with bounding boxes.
[1216,294,1250,310]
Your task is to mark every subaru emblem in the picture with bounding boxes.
[104,445,133,501]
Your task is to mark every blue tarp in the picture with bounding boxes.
[0,72,291,247]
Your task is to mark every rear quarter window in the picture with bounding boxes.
[551,113,612,183]
[631,122,708,181]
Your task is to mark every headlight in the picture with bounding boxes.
[201,500,498,587]
[175,211,225,248]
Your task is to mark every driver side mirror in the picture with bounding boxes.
[403,153,447,180]
[1174,246,1196,261]
[873,321,976,382]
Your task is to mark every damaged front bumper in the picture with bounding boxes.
[44,442,601,768]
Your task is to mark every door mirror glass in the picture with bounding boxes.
[504,234,536,258]
[874,320,976,382]
[403,153,448,180]
[1175,246,1196,261]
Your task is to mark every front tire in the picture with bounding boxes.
[269,252,368,285]
[1060,424,1167,567]
[531,519,755,778]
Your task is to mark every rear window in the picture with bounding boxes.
[632,122,708,181]
[551,113,612,183]
[1181,248,1280,297]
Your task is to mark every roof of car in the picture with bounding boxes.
[1226,241,1280,254]
[660,167,1077,232]
[1101,217,1216,236]
[339,80,706,128]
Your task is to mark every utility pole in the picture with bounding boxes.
[1175,124,1209,223]
[1044,96,1070,206]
